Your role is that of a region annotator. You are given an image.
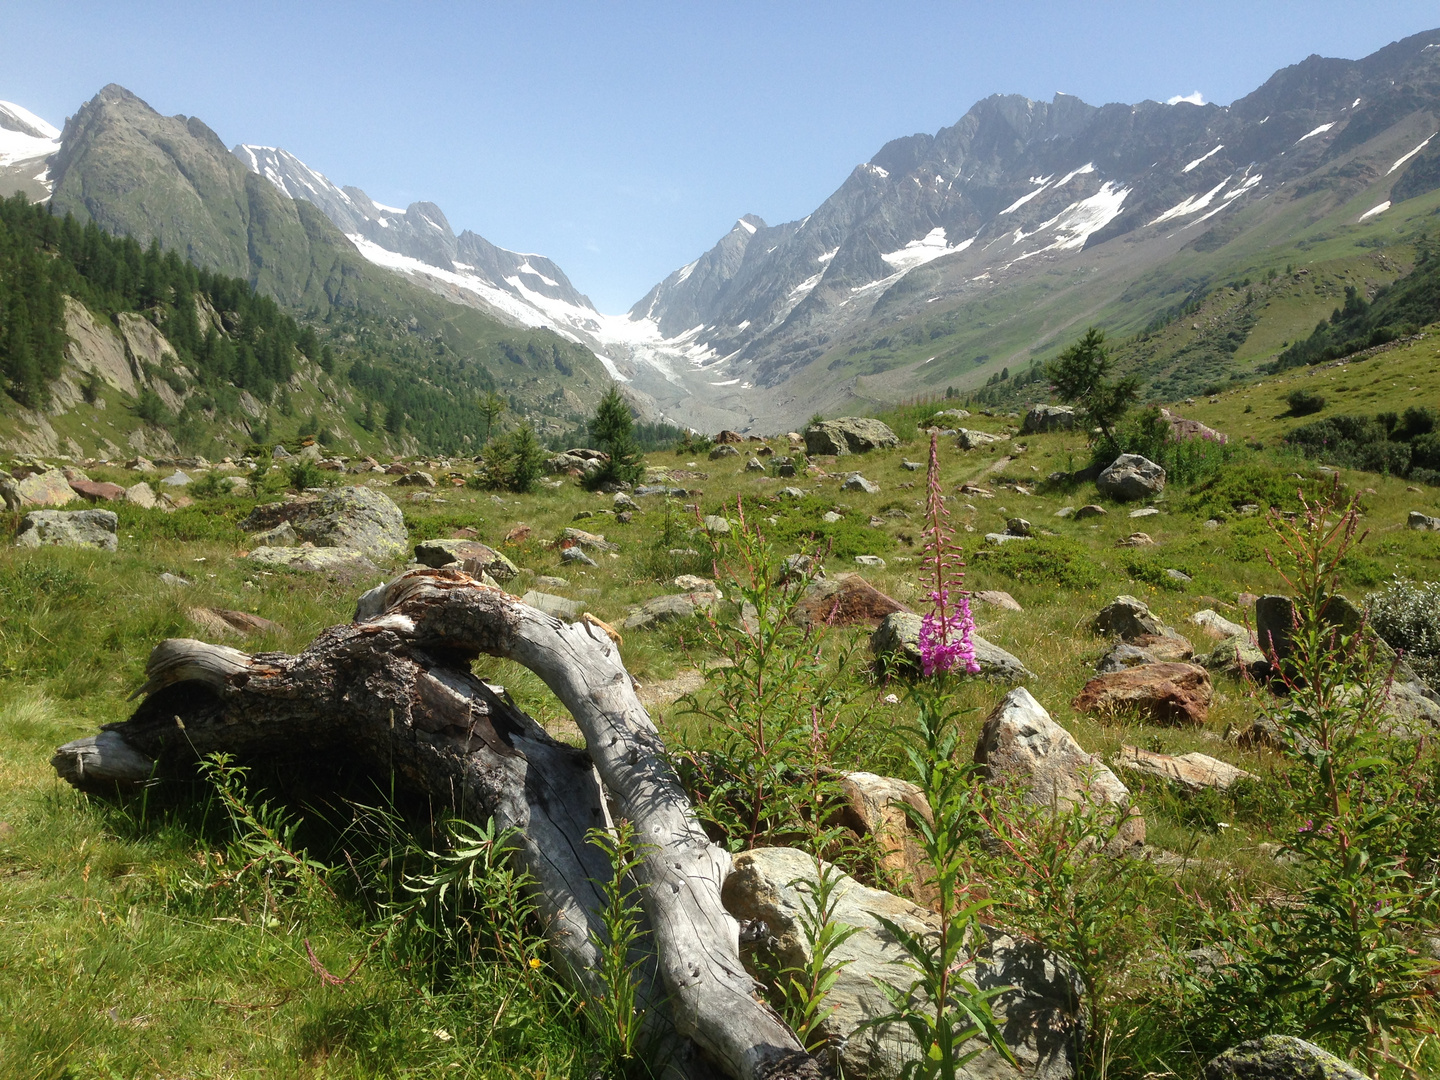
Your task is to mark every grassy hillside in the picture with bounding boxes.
[2,341,1439,1077]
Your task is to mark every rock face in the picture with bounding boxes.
[871,611,1034,681]
[1203,1035,1371,1080]
[15,509,118,551]
[241,487,407,563]
[1096,454,1166,502]
[795,574,910,629]
[413,539,518,582]
[974,687,1143,847]
[1071,662,1213,725]
[1021,405,1077,434]
[2,468,77,510]
[1113,745,1257,791]
[723,847,1083,1080]
[804,418,899,455]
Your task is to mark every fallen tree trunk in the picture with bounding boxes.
[52,568,817,1080]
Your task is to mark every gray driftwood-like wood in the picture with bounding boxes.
[52,568,819,1080]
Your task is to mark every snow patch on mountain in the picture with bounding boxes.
[0,101,60,168]
[1296,122,1336,143]
[1359,201,1390,220]
[1389,133,1436,174]
[881,227,976,271]
[1182,145,1223,173]
[1150,177,1232,225]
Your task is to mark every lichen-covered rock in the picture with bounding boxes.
[974,687,1144,848]
[842,474,880,494]
[709,444,740,459]
[241,487,407,563]
[413,539,518,582]
[15,509,118,551]
[1,468,76,510]
[1196,636,1269,680]
[621,591,718,630]
[1203,1035,1371,1080]
[723,847,1083,1080]
[245,546,380,576]
[1113,745,1257,791]
[1096,454,1166,501]
[803,417,899,456]
[1021,404,1077,434]
[1092,595,1183,642]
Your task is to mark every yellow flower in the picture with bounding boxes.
[528,956,542,969]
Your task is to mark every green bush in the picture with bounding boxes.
[471,423,547,493]
[1367,576,1440,686]
[1285,389,1326,416]
[764,496,896,560]
[1121,553,1193,591]
[1176,463,1320,520]
[969,537,1102,588]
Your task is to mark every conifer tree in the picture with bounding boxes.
[589,386,643,487]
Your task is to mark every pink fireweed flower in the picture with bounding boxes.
[919,431,979,676]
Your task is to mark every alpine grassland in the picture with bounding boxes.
[0,324,1439,1079]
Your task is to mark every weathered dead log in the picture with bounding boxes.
[53,568,818,1080]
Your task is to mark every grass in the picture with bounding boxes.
[0,375,1438,1077]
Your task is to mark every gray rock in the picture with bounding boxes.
[161,471,191,487]
[1129,507,1161,519]
[723,847,1082,1080]
[1408,511,1440,531]
[1096,642,1165,674]
[413,539,519,582]
[534,575,570,590]
[956,427,1005,450]
[702,514,731,535]
[1097,454,1166,501]
[1054,506,1076,519]
[803,417,899,456]
[159,572,192,587]
[973,589,1023,612]
[395,471,437,488]
[1005,517,1032,537]
[1020,404,1077,434]
[985,532,1031,544]
[1189,609,1249,640]
[1166,568,1192,583]
[241,487,408,563]
[744,456,765,472]
[822,511,843,524]
[772,456,797,477]
[1074,504,1107,519]
[709,444,740,459]
[1113,746,1258,792]
[853,554,886,568]
[252,521,300,548]
[870,611,1033,681]
[613,492,639,511]
[1203,1035,1370,1080]
[246,546,379,575]
[975,687,1144,848]
[1093,595,1178,641]
[15,509,118,552]
[561,546,598,567]
[779,486,806,499]
[1197,636,1269,680]
[559,528,617,552]
[124,481,157,509]
[521,591,585,620]
[842,474,880,494]
[622,591,718,630]
[900,459,923,471]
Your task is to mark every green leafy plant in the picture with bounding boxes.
[584,820,651,1073]
[861,688,1015,1080]
[772,856,860,1056]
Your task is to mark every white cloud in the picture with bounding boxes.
[1167,91,1205,106]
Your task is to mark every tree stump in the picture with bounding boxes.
[53,568,820,1080]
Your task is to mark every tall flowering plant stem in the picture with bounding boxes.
[919,433,978,676]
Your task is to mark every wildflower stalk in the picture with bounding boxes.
[919,432,977,676]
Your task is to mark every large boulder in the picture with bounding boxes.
[15,509,118,552]
[1159,408,1227,445]
[1021,404,1077,434]
[974,687,1144,848]
[1189,609,1250,641]
[723,847,1083,1080]
[245,546,380,577]
[794,574,910,629]
[957,428,1007,450]
[1096,454,1166,502]
[69,479,126,502]
[413,539,518,582]
[240,487,407,563]
[832,772,935,907]
[871,611,1033,681]
[1071,663,1213,725]
[1,468,76,510]
[804,418,899,456]
[1203,1035,1371,1080]
[521,590,585,620]
[1092,595,1181,643]
[1196,636,1269,680]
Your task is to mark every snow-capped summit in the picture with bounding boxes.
[0,100,61,168]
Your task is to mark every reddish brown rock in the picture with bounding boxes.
[1072,662,1213,725]
[714,429,744,444]
[1129,633,1194,661]
[833,772,935,907]
[793,573,910,628]
[69,479,127,502]
[504,524,532,544]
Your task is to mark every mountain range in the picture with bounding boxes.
[4,28,1440,437]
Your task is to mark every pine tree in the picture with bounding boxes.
[589,386,643,487]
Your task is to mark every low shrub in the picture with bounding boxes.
[1285,389,1325,416]
[1284,411,1439,481]
[969,537,1102,588]
[1176,463,1320,521]
[765,496,896,560]
[1367,576,1440,686]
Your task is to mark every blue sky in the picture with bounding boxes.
[3,1,1438,312]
